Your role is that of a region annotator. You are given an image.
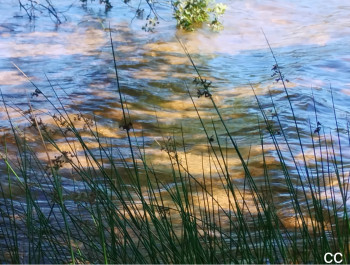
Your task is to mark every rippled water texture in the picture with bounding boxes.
[1,0,350,261]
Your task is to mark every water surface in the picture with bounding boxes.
[1,0,350,262]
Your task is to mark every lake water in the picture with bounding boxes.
[1,0,350,262]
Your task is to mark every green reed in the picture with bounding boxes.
[0,33,349,264]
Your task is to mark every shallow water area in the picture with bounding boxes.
[0,0,350,262]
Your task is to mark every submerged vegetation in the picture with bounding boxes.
[0,25,349,263]
[173,0,226,31]
[18,0,226,31]
[18,0,66,24]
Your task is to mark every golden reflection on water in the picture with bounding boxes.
[131,65,171,80]
[0,71,26,86]
[2,27,106,58]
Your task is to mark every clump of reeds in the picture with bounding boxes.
[0,32,349,264]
